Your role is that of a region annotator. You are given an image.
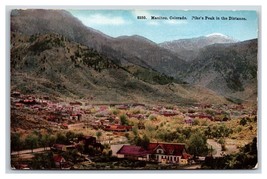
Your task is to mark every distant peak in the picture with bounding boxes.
[205,33,229,38]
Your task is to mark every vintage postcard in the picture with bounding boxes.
[10,8,258,170]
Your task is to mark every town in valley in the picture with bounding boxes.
[11,91,257,169]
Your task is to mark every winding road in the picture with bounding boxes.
[207,139,222,157]
[11,147,50,155]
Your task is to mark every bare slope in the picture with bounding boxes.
[11,32,228,105]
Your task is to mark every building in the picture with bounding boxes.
[116,142,191,165]
[146,143,190,164]
[104,125,132,132]
[53,155,66,168]
[116,145,147,161]
[77,136,104,155]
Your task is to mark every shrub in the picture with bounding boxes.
[120,114,128,125]
[193,119,200,126]
[240,118,247,126]
[149,114,157,121]
[112,109,119,115]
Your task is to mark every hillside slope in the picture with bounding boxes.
[159,33,236,62]
[182,39,258,103]
[11,32,229,105]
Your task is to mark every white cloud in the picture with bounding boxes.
[78,14,127,26]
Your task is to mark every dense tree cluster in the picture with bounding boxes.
[11,130,83,152]
[202,137,257,169]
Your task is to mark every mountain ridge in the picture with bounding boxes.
[159,34,237,62]
[10,32,229,105]
[10,9,257,105]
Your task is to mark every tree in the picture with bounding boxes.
[96,131,102,141]
[66,131,75,141]
[56,132,68,144]
[11,133,22,152]
[120,114,128,125]
[204,126,212,139]
[240,118,247,126]
[40,134,49,150]
[188,132,208,157]
[25,134,38,153]
[193,119,200,126]
[76,143,85,154]
[148,114,157,121]
[31,152,55,169]
[48,135,56,148]
[203,137,257,169]
[132,126,139,136]
[136,135,150,149]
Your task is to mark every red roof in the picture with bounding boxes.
[182,153,191,159]
[52,144,66,150]
[117,145,148,156]
[53,155,65,163]
[104,125,132,131]
[147,143,186,156]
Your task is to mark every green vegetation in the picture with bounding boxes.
[148,114,157,121]
[203,137,257,169]
[96,131,102,141]
[31,151,55,169]
[134,134,150,149]
[11,133,22,152]
[10,130,82,152]
[187,132,208,156]
[29,35,65,54]
[120,114,129,125]
[125,65,177,85]
[204,124,233,139]
[25,134,38,153]
[156,130,185,143]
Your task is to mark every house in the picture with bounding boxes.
[104,125,132,132]
[180,153,191,165]
[146,142,190,164]
[78,136,97,146]
[126,113,145,120]
[51,144,76,152]
[69,101,82,106]
[111,144,129,157]
[51,144,67,152]
[70,113,82,121]
[184,118,194,125]
[15,102,24,108]
[78,136,104,154]
[159,110,178,117]
[116,142,191,165]
[53,155,66,168]
[115,104,129,110]
[117,145,147,161]
[11,91,21,97]
[61,123,68,129]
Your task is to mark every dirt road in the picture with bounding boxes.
[11,147,50,155]
[207,139,222,157]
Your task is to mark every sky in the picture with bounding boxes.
[70,10,256,43]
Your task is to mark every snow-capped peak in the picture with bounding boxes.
[205,33,229,38]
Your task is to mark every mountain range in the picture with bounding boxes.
[10,9,258,105]
[159,33,237,62]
